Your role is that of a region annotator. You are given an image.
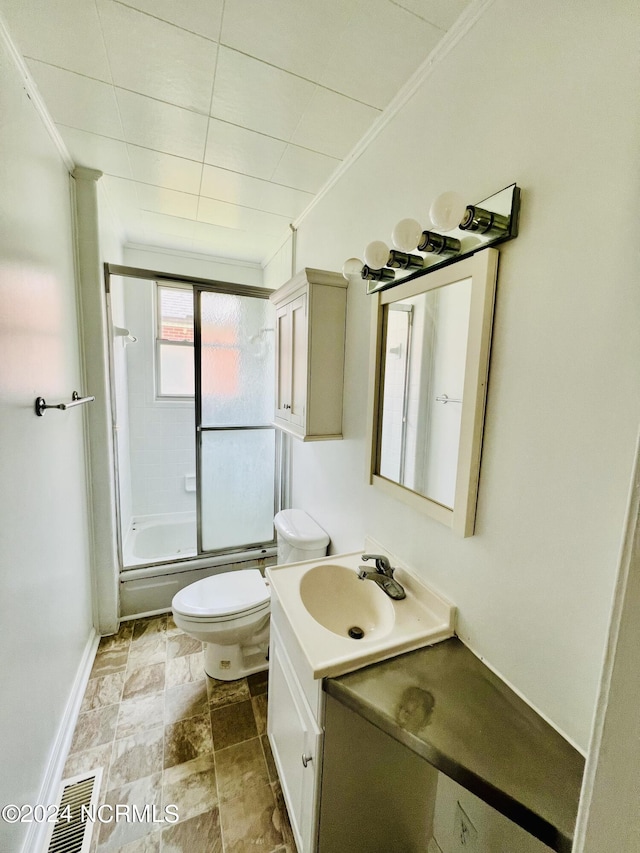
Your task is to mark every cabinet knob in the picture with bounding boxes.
[283,404,291,410]
[301,753,313,767]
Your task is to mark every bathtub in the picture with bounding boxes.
[120,512,278,618]
[123,512,197,567]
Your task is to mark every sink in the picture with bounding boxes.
[299,563,395,640]
[266,549,456,679]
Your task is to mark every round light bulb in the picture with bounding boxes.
[429,191,467,232]
[392,218,424,252]
[363,240,390,270]
[342,257,364,280]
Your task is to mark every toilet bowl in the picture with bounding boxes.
[171,509,329,681]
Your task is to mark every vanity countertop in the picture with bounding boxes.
[324,637,584,853]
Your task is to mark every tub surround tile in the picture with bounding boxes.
[215,737,269,804]
[167,632,202,659]
[166,651,205,688]
[107,727,164,790]
[97,772,163,851]
[69,704,119,754]
[165,679,208,724]
[117,693,165,739]
[252,693,268,736]
[219,783,283,853]
[123,662,166,701]
[164,712,214,769]
[207,676,251,709]
[211,700,258,751]
[81,671,126,712]
[162,753,218,822]
[161,808,222,853]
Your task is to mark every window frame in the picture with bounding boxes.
[155,281,195,401]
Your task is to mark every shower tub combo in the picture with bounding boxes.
[120,512,276,618]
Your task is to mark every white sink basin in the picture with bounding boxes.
[299,563,395,640]
[266,550,455,679]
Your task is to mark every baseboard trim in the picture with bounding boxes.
[20,628,100,853]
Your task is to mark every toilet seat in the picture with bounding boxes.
[172,569,270,621]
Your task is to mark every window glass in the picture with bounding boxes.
[157,284,194,397]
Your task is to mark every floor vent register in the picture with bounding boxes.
[44,768,102,853]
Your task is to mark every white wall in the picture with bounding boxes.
[267,0,640,750]
[0,28,94,853]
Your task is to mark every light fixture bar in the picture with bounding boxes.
[347,183,520,295]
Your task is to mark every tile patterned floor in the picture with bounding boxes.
[63,614,294,853]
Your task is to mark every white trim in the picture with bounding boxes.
[0,10,74,173]
[20,630,100,853]
[572,429,640,851]
[263,0,495,269]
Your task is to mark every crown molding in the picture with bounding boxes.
[290,0,495,232]
[0,10,74,173]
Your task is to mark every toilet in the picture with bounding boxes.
[171,509,329,681]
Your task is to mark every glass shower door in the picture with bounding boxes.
[195,287,276,553]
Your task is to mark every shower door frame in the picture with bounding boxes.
[104,263,287,574]
[193,282,281,558]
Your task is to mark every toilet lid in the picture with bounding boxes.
[172,569,270,619]
[274,508,330,550]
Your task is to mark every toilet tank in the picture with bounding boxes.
[274,509,330,564]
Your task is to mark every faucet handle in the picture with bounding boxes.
[361,553,392,574]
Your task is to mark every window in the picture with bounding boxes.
[156,283,195,397]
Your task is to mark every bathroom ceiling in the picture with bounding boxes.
[1,0,471,265]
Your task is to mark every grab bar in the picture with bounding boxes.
[35,391,95,416]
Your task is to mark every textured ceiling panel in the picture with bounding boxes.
[1,0,472,264]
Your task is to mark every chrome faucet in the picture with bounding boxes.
[358,553,406,600]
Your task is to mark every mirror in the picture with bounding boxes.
[367,248,499,537]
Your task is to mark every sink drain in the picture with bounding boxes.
[348,626,365,640]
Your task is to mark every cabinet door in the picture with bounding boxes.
[275,302,292,421]
[289,292,307,428]
[268,625,322,852]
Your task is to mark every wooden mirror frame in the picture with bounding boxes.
[366,248,499,537]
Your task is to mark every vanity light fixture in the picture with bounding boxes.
[392,218,461,255]
[342,257,395,283]
[430,191,510,235]
[364,240,425,271]
[343,183,520,294]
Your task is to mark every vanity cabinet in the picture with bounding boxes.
[268,598,324,853]
[270,268,348,441]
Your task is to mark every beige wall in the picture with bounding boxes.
[0,28,94,853]
[266,0,640,750]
